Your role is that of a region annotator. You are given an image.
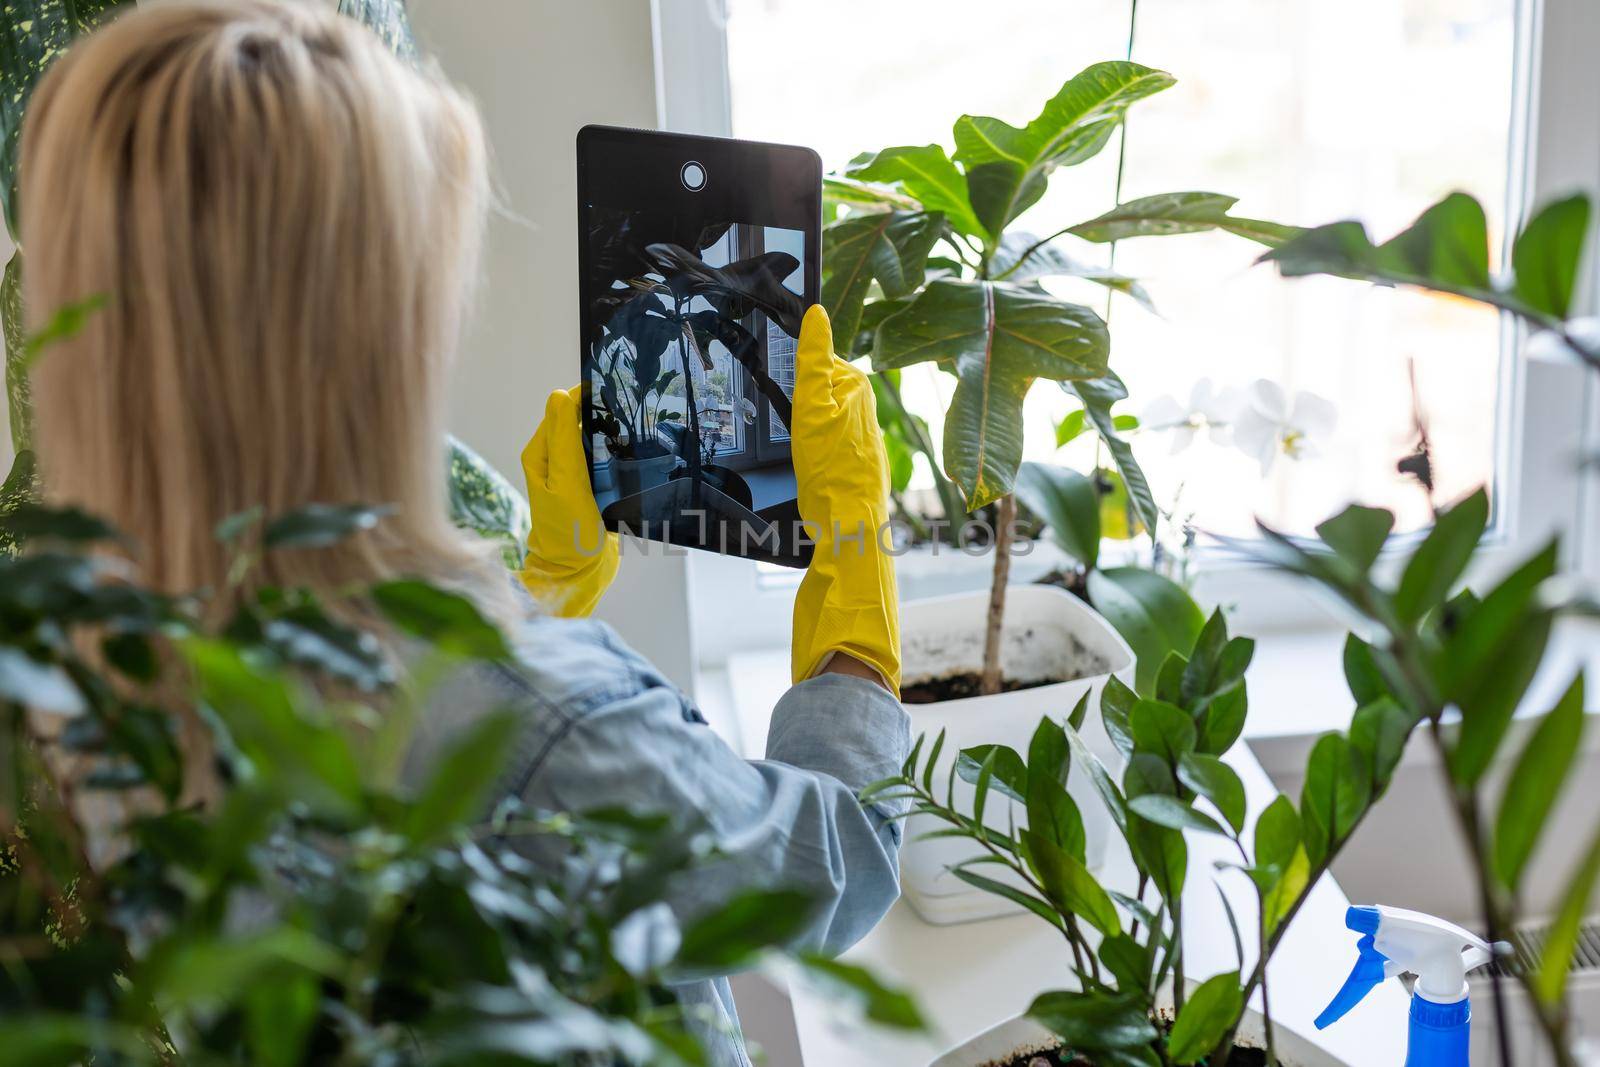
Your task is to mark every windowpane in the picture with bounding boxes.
[726,0,1516,537]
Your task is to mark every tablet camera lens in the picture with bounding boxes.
[680,161,707,191]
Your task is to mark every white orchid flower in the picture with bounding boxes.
[1231,379,1338,474]
[738,397,757,424]
[1141,377,1241,454]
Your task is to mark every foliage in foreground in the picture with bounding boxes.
[873,486,1597,1065]
[0,504,920,1066]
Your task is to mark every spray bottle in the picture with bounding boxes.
[1315,904,1508,1065]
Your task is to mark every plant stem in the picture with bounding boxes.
[1259,894,1278,1067]
[980,495,1016,695]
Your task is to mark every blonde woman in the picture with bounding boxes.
[21,4,905,1065]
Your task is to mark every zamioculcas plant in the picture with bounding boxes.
[0,0,530,562]
[867,602,1415,1065]
[1250,189,1600,1067]
[822,61,1295,694]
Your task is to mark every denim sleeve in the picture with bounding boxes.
[523,668,911,960]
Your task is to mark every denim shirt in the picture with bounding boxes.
[402,609,912,1067]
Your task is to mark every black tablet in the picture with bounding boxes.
[576,125,821,568]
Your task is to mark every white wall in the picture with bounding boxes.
[408,0,699,691]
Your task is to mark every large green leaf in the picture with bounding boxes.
[1068,191,1298,247]
[846,145,983,237]
[952,61,1174,238]
[1014,461,1099,568]
[1493,673,1584,891]
[1299,733,1371,868]
[874,279,1108,508]
[0,0,128,241]
[1261,192,1567,327]
[1537,819,1600,1005]
[1065,374,1158,537]
[1512,194,1590,319]
[1026,990,1159,1053]
[1087,566,1204,696]
[821,210,943,348]
[1168,972,1243,1065]
[1021,828,1120,936]
[1393,487,1489,624]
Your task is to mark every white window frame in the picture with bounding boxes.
[660,0,1600,668]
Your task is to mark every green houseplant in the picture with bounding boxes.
[893,192,1600,1066]
[820,61,1292,697]
[0,501,924,1066]
[1248,189,1600,1067]
[0,0,530,566]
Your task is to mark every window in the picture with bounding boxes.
[667,0,1600,663]
[726,0,1520,539]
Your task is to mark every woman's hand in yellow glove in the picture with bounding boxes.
[789,306,901,694]
[518,386,618,618]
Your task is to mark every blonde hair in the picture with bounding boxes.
[21,0,512,622]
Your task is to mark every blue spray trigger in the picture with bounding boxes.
[1314,932,1389,1030]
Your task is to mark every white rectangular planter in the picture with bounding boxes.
[898,583,1134,925]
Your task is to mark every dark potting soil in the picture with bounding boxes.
[900,673,1062,704]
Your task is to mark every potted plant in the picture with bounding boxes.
[866,605,1404,1066]
[821,61,1291,922]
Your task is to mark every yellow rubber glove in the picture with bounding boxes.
[790,305,901,694]
[518,386,619,618]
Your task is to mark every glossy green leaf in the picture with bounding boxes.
[1154,650,1188,706]
[1027,770,1086,862]
[1128,794,1227,836]
[846,144,983,236]
[1100,675,1138,761]
[406,709,520,844]
[1300,734,1372,868]
[1394,488,1489,624]
[1168,972,1244,1064]
[1021,827,1120,936]
[1067,723,1129,834]
[1129,818,1187,904]
[1177,753,1246,834]
[1316,505,1395,573]
[1129,699,1196,763]
[1123,751,1176,800]
[1026,989,1159,1051]
[957,743,1027,803]
[675,888,817,970]
[1253,795,1301,880]
[1261,194,1539,317]
[1015,461,1099,568]
[1088,567,1204,696]
[1069,191,1297,246]
[952,62,1174,237]
[1512,194,1590,319]
[950,867,1063,930]
[874,279,1109,509]
[1065,374,1158,537]
[1348,697,1414,794]
[1029,715,1069,785]
[1494,674,1585,890]
[1446,539,1559,784]
[1197,681,1248,756]
[1098,934,1153,995]
[372,579,511,660]
[822,209,944,346]
[1536,819,1600,1005]
[1342,634,1390,707]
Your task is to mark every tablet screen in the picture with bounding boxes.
[576,127,820,567]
